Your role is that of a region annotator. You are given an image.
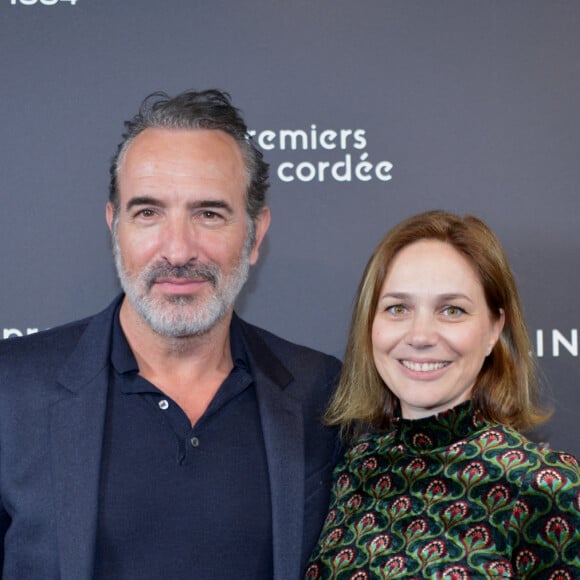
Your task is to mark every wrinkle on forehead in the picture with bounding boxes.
[118,127,247,203]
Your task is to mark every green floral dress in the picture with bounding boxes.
[306,401,580,579]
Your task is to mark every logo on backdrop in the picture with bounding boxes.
[3,328,39,339]
[248,126,393,184]
[2,326,578,359]
[535,329,578,358]
[9,0,78,6]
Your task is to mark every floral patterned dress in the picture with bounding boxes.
[306,401,580,579]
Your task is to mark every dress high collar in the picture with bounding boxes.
[392,400,489,453]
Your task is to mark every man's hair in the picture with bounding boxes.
[109,89,269,229]
[326,210,550,439]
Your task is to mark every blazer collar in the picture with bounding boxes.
[56,295,122,393]
[50,296,121,580]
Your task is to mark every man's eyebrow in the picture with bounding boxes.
[125,196,163,211]
[124,197,234,214]
[188,200,234,214]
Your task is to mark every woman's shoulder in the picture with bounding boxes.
[489,424,580,491]
[499,424,578,464]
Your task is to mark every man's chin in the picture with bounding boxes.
[162,294,197,306]
[141,302,228,338]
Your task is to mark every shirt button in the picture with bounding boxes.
[190,436,200,448]
[158,399,169,410]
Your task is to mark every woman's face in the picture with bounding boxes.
[372,239,504,420]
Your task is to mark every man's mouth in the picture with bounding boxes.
[400,360,450,372]
[146,264,219,289]
[155,276,210,284]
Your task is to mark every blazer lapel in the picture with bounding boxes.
[240,320,305,580]
[49,300,118,580]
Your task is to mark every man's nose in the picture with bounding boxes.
[161,217,199,266]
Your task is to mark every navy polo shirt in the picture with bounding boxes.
[94,310,273,578]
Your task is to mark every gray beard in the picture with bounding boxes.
[112,233,251,338]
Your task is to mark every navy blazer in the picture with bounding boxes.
[0,297,341,580]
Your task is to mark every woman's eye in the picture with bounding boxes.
[387,305,407,315]
[443,306,465,317]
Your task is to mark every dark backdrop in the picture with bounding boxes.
[2,0,579,456]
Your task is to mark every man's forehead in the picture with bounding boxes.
[126,126,242,156]
[116,127,248,205]
[119,127,245,177]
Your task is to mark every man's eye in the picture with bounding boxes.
[137,209,156,218]
[198,210,226,225]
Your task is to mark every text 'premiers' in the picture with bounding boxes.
[248,126,393,184]
[10,0,78,5]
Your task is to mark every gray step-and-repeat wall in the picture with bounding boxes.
[2,1,579,457]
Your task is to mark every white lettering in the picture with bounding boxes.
[375,160,393,181]
[552,329,578,357]
[277,162,294,182]
[339,129,353,150]
[257,130,276,150]
[248,126,392,184]
[331,154,352,181]
[250,126,369,152]
[319,130,337,150]
[279,129,308,151]
[2,327,39,339]
[353,129,367,150]
[536,329,544,358]
[318,161,330,182]
[274,153,394,183]
[310,125,318,150]
[295,161,316,182]
[3,328,22,339]
[11,0,78,4]
[354,152,372,181]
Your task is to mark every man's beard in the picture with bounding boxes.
[112,228,252,338]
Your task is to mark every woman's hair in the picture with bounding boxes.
[327,210,550,438]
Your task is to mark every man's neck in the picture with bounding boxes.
[118,299,234,424]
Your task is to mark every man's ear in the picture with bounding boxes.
[105,202,115,232]
[249,207,271,265]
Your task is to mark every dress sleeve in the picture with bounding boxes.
[507,450,580,578]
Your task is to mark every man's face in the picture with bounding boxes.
[107,127,269,337]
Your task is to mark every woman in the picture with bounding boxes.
[306,211,580,579]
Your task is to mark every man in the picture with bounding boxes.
[0,90,341,579]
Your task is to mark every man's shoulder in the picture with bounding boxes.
[0,298,118,372]
[0,316,90,356]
